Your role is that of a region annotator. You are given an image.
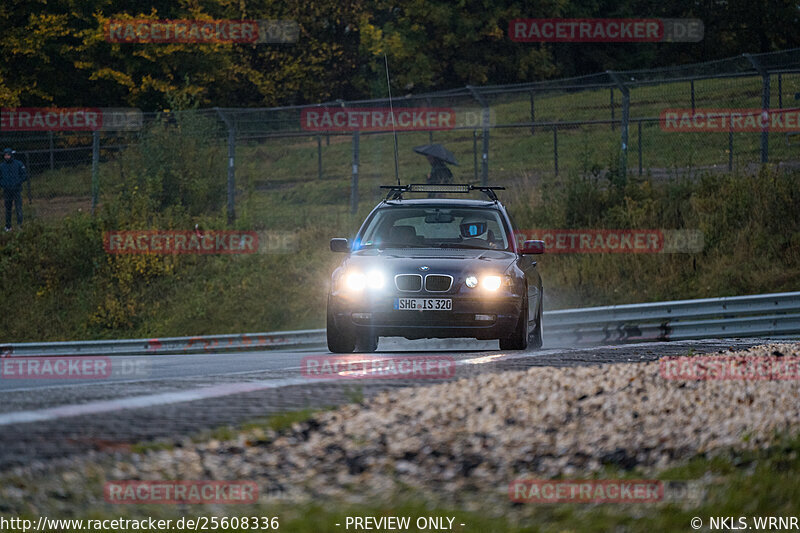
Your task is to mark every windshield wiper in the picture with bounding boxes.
[437,243,489,250]
[360,242,428,249]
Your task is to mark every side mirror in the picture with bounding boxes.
[520,239,545,255]
[330,238,350,253]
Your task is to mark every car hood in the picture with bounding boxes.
[341,247,517,276]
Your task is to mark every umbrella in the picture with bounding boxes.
[413,144,458,166]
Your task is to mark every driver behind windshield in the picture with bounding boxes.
[357,208,507,250]
[458,216,497,248]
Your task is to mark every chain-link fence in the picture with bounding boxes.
[4,47,800,228]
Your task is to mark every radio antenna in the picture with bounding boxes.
[384,53,401,186]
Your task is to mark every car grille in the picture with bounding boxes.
[395,274,422,291]
[425,274,453,292]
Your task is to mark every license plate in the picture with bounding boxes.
[394,298,452,311]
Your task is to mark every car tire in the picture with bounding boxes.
[499,297,528,351]
[528,301,543,349]
[355,333,379,353]
[327,301,355,353]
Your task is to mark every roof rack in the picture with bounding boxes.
[380,184,505,201]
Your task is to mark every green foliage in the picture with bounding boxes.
[358,0,560,94]
[0,0,371,108]
[102,112,226,220]
[1,1,799,107]
[504,166,800,308]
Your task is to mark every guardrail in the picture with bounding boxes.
[543,291,800,345]
[1,330,326,358]
[1,292,798,357]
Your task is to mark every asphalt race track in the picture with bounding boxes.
[0,337,781,471]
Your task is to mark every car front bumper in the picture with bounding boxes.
[329,294,523,340]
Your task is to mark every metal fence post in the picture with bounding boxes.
[317,136,322,180]
[25,152,32,205]
[728,125,734,171]
[473,130,478,182]
[529,91,535,135]
[610,88,615,131]
[426,97,434,143]
[48,131,54,170]
[638,120,643,176]
[467,86,489,185]
[214,108,236,224]
[91,131,99,214]
[553,124,558,176]
[745,54,769,163]
[481,116,489,186]
[351,131,359,215]
[608,71,630,180]
[226,127,236,223]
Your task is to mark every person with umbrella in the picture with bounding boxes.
[413,144,457,185]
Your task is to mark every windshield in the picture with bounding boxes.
[355,206,510,250]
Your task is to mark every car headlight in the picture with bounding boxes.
[465,275,478,288]
[345,272,366,291]
[344,270,384,291]
[482,275,502,291]
[366,270,385,289]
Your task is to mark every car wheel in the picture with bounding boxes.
[355,333,379,353]
[528,301,543,349]
[327,301,355,353]
[499,297,528,351]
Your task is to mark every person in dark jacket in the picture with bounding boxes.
[0,148,27,231]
